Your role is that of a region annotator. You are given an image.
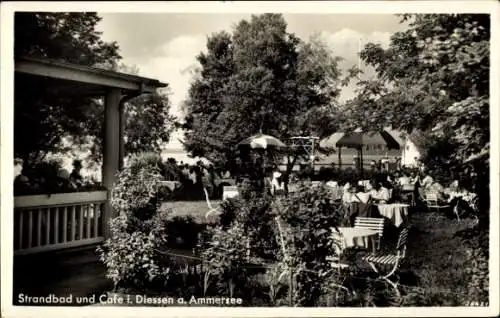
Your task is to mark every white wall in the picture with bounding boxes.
[402,139,421,167]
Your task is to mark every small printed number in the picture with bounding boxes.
[468,301,488,307]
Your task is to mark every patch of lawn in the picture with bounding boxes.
[399,212,478,305]
[160,200,222,223]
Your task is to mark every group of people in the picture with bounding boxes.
[340,179,392,205]
[323,167,473,210]
[14,159,87,196]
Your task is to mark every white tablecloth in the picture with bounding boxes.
[376,204,409,227]
[332,227,378,251]
[222,188,239,200]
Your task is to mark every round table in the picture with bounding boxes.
[376,203,409,227]
[332,227,379,252]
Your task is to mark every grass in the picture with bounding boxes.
[397,211,477,305]
[160,200,222,223]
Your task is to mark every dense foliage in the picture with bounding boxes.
[273,183,345,306]
[342,14,489,213]
[97,153,170,292]
[14,12,174,168]
[183,14,347,174]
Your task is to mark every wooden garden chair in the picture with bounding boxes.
[424,191,450,213]
[362,227,410,297]
[354,217,385,251]
[326,228,355,299]
[422,191,451,222]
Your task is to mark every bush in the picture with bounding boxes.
[110,153,165,220]
[200,222,251,298]
[97,211,170,292]
[273,182,345,306]
[97,152,170,293]
[196,183,282,301]
[455,226,489,304]
[217,181,279,261]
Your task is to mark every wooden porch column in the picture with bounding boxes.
[338,146,342,170]
[119,100,126,171]
[102,88,121,238]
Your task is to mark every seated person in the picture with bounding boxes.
[350,185,372,204]
[409,171,420,185]
[342,183,354,203]
[448,179,460,192]
[387,171,398,184]
[398,171,411,186]
[369,179,391,204]
[420,171,434,190]
[425,180,446,202]
[342,181,351,192]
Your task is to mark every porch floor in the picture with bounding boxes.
[13,245,112,306]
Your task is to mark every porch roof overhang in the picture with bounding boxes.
[15,56,167,96]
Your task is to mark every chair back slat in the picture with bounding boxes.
[425,192,438,202]
[330,228,346,254]
[396,227,409,250]
[354,217,385,237]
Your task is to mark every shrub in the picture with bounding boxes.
[455,226,489,304]
[97,152,170,293]
[215,182,279,261]
[110,152,164,221]
[197,183,282,300]
[97,211,170,292]
[273,182,345,306]
[199,222,251,298]
[317,167,336,181]
[217,199,240,229]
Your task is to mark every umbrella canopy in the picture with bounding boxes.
[320,129,400,149]
[333,130,401,150]
[237,133,287,150]
[319,132,344,149]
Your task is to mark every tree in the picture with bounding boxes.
[124,91,176,156]
[183,14,344,175]
[14,12,121,165]
[14,13,174,168]
[342,14,489,209]
[15,12,121,66]
[76,64,176,163]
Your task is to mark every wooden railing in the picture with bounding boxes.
[14,191,107,256]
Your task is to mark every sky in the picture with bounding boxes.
[96,13,408,152]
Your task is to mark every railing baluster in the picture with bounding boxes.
[63,206,68,243]
[28,210,33,249]
[14,191,107,255]
[45,208,51,245]
[37,208,42,246]
[86,204,91,239]
[93,203,99,238]
[18,210,24,250]
[79,205,84,241]
[54,207,59,244]
[71,205,76,241]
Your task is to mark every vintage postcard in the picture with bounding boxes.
[1,1,499,317]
